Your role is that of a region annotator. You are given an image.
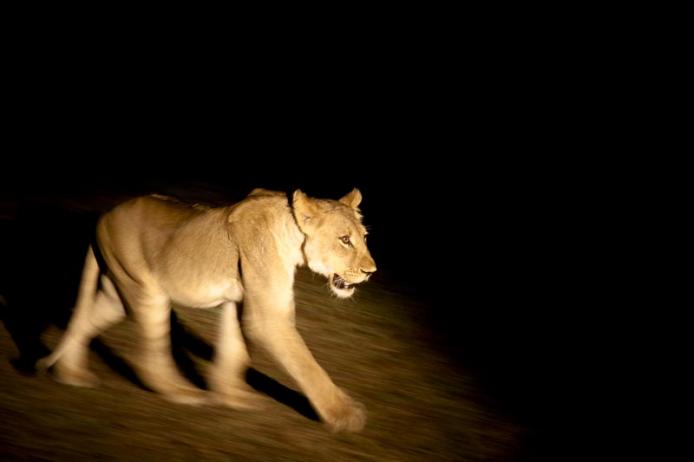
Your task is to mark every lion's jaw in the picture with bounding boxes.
[304,252,355,298]
[329,273,356,298]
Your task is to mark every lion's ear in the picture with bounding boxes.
[339,188,362,209]
[293,189,318,231]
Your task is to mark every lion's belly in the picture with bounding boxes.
[167,279,243,308]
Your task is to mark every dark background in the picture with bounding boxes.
[1,47,594,456]
[2,133,585,450]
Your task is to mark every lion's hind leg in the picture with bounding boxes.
[129,294,208,405]
[44,274,126,387]
[208,302,265,410]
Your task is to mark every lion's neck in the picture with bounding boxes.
[275,198,307,268]
[229,195,306,270]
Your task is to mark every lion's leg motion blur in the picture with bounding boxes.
[39,247,126,387]
[245,296,366,432]
[54,275,125,387]
[208,302,263,409]
[129,294,206,405]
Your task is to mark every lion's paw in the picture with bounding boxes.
[210,385,266,411]
[53,363,100,388]
[320,389,367,433]
[160,387,209,406]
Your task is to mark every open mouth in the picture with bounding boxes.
[332,274,353,290]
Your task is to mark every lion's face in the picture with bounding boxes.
[293,189,377,298]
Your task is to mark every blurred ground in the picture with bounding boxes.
[0,190,529,461]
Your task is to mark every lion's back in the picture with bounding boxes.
[96,195,208,277]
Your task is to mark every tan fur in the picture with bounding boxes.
[38,189,376,432]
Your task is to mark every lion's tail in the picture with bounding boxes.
[36,245,100,371]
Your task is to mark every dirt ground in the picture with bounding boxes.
[0,193,529,461]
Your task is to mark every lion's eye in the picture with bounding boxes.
[339,235,352,247]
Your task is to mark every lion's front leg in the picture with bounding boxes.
[246,308,366,432]
[208,302,264,410]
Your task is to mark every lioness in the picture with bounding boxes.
[39,188,376,432]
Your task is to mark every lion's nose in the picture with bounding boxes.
[361,261,377,276]
[361,256,376,276]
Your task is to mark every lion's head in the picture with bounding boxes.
[292,188,377,298]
